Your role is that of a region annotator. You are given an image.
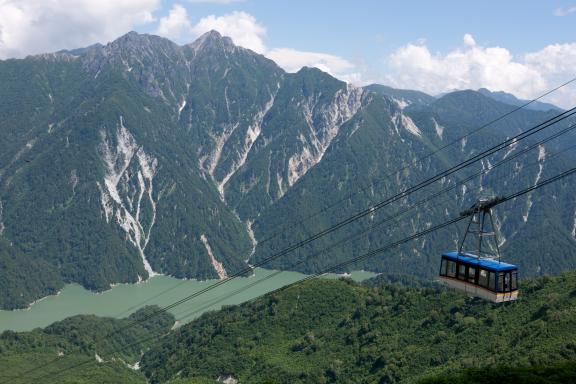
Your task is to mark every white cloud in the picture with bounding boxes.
[0,0,160,59]
[156,4,193,42]
[186,11,363,83]
[191,11,266,53]
[463,33,476,46]
[1,4,572,107]
[554,6,576,16]
[188,11,363,83]
[524,43,576,74]
[0,3,363,85]
[267,48,355,75]
[188,0,245,3]
[384,34,576,108]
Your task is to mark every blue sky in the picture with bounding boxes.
[0,0,574,106]
[144,1,575,53]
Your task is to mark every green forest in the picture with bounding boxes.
[1,31,576,310]
[140,272,576,383]
[2,272,575,383]
[0,306,174,384]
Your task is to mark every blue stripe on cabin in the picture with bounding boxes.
[442,251,517,271]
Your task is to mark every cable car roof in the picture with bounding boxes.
[442,251,518,271]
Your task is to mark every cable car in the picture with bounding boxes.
[438,197,519,303]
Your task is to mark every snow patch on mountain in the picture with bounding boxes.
[523,145,546,223]
[391,112,421,138]
[432,118,444,139]
[200,234,228,279]
[401,114,421,137]
[97,116,159,277]
[392,97,410,110]
[538,144,546,162]
[218,92,277,198]
[288,146,315,186]
[246,219,257,259]
[503,138,518,159]
[493,214,507,247]
[177,98,186,119]
[0,200,4,236]
[276,172,286,199]
[347,121,361,138]
[201,122,240,179]
[224,86,231,117]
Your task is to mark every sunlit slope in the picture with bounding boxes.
[1,30,575,310]
[0,306,174,384]
[141,272,576,383]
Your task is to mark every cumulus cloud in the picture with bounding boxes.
[384,34,576,108]
[0,0,159,59]
[1,4,573,107]
[191,11,266,53]
[554,6,576,16]
[463,33,476,46]
[188,0,245,3]
[524,43,576,74]
[267,48,355,75]
[159,10,359,82]
[156,4,193,42]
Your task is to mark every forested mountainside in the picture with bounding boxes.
[0,306,174,383]
[476,88,563,112]
[1,30,575,309]
[421,361,576,384]
[139,271,576,383]
[2,273,574,383]
[364,84,436,107]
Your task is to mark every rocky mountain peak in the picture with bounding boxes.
[188,30,237,54]
[105,31,179,56]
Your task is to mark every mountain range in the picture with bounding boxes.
[0,30,575,309]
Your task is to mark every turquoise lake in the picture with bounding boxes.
[0,269,376,332]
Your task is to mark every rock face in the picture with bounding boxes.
[96,117,159,277]
[0,31,575,309]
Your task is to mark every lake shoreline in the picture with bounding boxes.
[0,269,377,332]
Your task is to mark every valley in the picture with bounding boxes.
[0,268,376,332]
[2,272,575,383]
[1,30,575,311]
[0,12,575,383]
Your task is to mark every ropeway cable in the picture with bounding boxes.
[20,164,576,384]
[255,77,576,246]
[7,106,576,383]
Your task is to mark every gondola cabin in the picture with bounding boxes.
[439,252,518,303]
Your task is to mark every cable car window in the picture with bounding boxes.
[504,272,511,292]
[511,271,518,290]
[499,272,512,292]
[440,259,447,275]
[478,269,488,287]
[467,267,476,283]
[447,261,456,277]
[489,272,496,291]
[458,264,466,280]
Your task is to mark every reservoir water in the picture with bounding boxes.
[0,268,376,332]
